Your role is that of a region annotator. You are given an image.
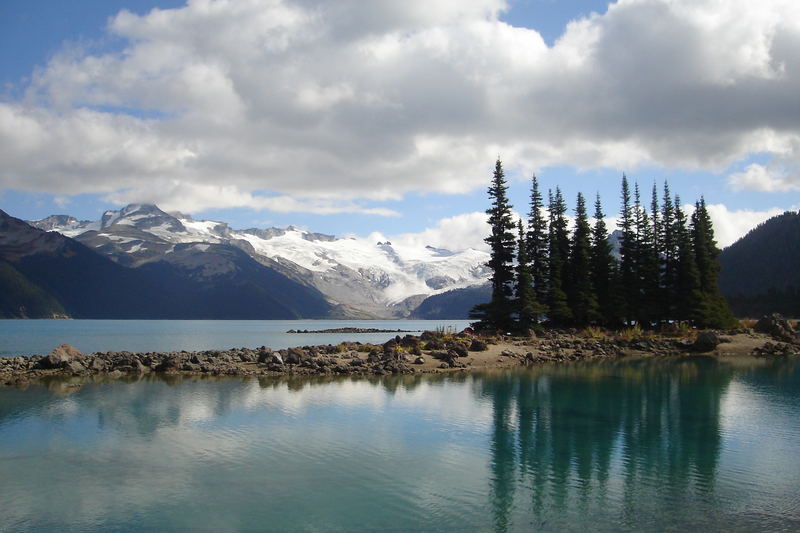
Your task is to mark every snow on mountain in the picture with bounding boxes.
[30,204,490,317]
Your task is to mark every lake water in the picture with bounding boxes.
[1,357,799,532]
[0,319,471,357]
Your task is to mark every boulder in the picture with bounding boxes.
[284,348,308,365]
[39,344,82,369]
[754,314,798,343]
[66,360,86,375]
[691,331,720,353]
[447,342,469,358]
[257,348,275,364]
[469,339,488,352]
[752,342,797,357]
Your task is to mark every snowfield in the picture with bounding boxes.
[31,204,490,316]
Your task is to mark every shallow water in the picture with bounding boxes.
[1,357,799,532]
[0,319,471,357]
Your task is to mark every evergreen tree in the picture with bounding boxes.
[650,183,662,256]
[673,196,702,322]
[547,188,572,325]
[526,174,549,307]
[617,175,637,324]
[591,193,616,325]
[691,198,737,328]
[515,221,545,332]
[568,193,598,325]
[660,182,678,321]
[470,159,517,332]
[635,183,661,326]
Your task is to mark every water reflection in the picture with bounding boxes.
[0,358,798,532]
[478,358,753,532]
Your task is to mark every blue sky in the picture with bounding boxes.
[1,0,798,247]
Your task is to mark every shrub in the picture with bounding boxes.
[581,326,606,339]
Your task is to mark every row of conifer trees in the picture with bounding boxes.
[470,159,737,333]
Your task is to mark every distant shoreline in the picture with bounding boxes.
[2,329,797,387]
[286,327,420,334]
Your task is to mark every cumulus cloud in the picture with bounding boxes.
[2,0,800,212]
[729,162,800,192]
[390,211,491,251]
[683,203,791,248]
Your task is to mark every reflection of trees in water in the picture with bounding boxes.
[477,359,741,532]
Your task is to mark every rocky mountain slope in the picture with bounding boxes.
[31,204,490,318]
[1,209,332,319]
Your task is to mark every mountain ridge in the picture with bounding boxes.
[0,209,333,319]
[29,203,491,318]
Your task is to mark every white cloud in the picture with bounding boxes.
[729,162,800,192]
[390,211,491,251]
[683,202,791,248]
[2,0,800,212]
[102,180,399,216]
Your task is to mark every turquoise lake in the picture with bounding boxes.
[1,356,799,532]
[0,319,472,357]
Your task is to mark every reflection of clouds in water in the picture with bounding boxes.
[235,377,495,430]
[1,375,501,532]
[3,361,799,532]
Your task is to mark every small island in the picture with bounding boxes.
[286,327,420,334]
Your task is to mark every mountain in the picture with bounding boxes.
[1,209,332,319]
[411,284,491,319]
[719,211,800,317]
[30,204,490,318]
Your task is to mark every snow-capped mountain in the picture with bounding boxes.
[30,204,490,318]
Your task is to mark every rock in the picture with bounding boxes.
[257,348,275,364]
[156,354,183,371]
[66,360,86,374]
[448,342,469,358]
[753,342,797,357]
[399,335,421,349]
[755,313,798,343]
[469,339,488,352]
[691,331,720,352]
[238,351,256,363]
[413,356,425,365]
[39,344,82,369]
[420,331,438,342]
[284,348,308,365]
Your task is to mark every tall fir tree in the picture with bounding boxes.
[617,175,638,324]
[691,198,737,328]
[515,221,545,332]
[547,188,572,325]
[591,193,616,325]
[526,174,549,307]
[660,182,678,321]
[470,159,517,332]
[636,183,661,325]
[567,192,598,325]
[673,195,702,322]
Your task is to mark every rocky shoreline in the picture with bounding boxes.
[2,315,799,388]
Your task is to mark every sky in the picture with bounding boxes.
[1,0,798,249]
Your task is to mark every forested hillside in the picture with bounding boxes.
[719,211,800,317]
